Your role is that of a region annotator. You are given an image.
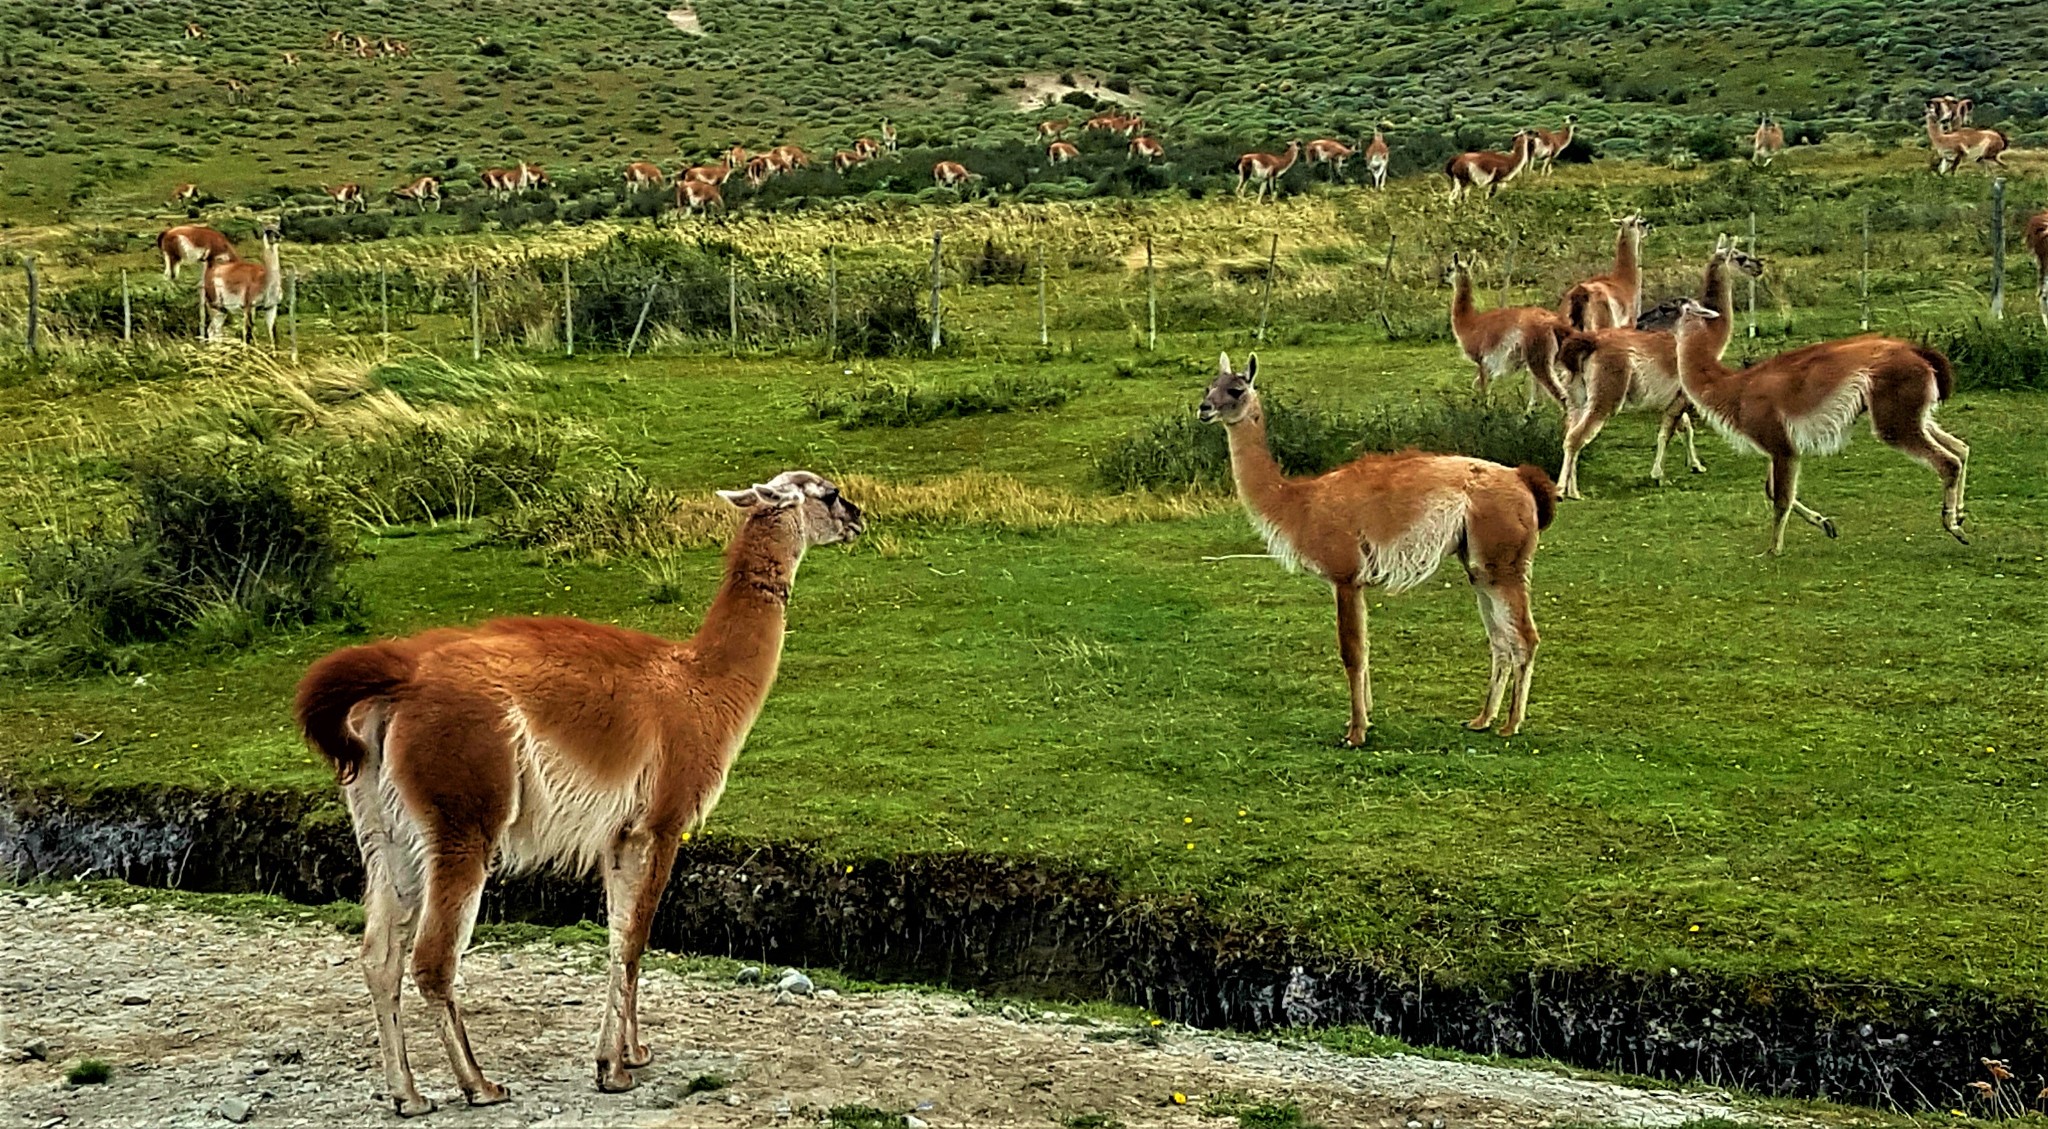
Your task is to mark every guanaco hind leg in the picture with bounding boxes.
[1334,582,1371,746]
[598,826,681,1092]
[345,776,434,1118]
[412,850,509,1108]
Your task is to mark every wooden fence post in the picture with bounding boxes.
[1145,235,1157,351]
[288,270,299,363]
[1501,229,1518,307]
[1990,177,2007,320]
[826,245,838,358]
[626,280,658,358]
[21,256,37,356]
[728,261,739,356]
[469,264,481,361]
[928,229,943,353]
[1860,207,1871,332]
[1746,211,1758,339]
[563,259,575,356]
[379,263,390,358]
[121,268,132,343]
[199,270,209,341]
[1037,241,1048,347]
[1255,232,1278,343]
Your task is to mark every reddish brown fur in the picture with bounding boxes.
[683,163,733,186]
[1445,131,1533,202]
[1529,115,1576,176]
[1235,140,1301,202]
[1925,108,2007,174]
[2026,211,2048,328]
[1037,119,1070,139]
[158,224,236,281]
[203,224,283,344]
[1559,214,1648,331]
[1751,116,1785,165]
[1201,354,1551,741]
[392,175,442,212]
[1305,138,1355,178]
[296,474,861,1113]
[1673,300,1969,554]
[1046,141,1080,165]
[1449,252,1570,409]
[622,161,664,189]
[324,182,365,213]
[674,179,723,214]
[1128,135,1165,162]
[933,160,980,189]
[1364,127,1390,189]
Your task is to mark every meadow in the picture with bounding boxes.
[2,117,2047,1065]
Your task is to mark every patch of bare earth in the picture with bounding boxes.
[665,7,705,35]
[1013,73,1139,114]
[0,892,1758,1127]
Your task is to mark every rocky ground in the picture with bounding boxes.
[1,890,1765,1128]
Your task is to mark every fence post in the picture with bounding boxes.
[626,280,658,357]
[826,245,838,358]
[1860,207,1871,332]
[563,259,575,356]
[1501,229,1518,307]
[199,270,208,341]
[928,229,943,353]
[1145,235,1157,351]
[380,263,390,359]
[469,264,481,361]
[21,256,36,356]
[1990,177,2006,320]
[728,261,739,356]
[121,268,133,343]
[288,270,299,363]
[1255,232,1278,343]
[1746,211,1758,339]
[1037,241,1048,348]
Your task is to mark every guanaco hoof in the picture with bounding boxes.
[1821,518,1839,538]
[597,1064,637,1093]
[464,1082,510,1107]
[624,1044,653,1069]
[394,1095,438,1118]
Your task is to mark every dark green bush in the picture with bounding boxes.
[806,373,1078,428]
[1094,396,1563,492]
[1920,318,2048,392]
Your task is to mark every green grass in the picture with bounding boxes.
[3,163,2047,1019]
[65,1059,112,1086]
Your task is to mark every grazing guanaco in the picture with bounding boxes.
[170,182,201,205]
[1235,140,1301,203]
[1559,214,1651,331]
[832,149,863,174]
[1305,137,1355,179]
[1671,299,1968,554]
[623,162,665,190]
[1364,125,1390,190]
[768,144,812,171]
[1037,119,1071,140]
[743,155,775,190]
[880,119,898,153]
[1553,236,1765,498]
[158,224,236,281]
[682,163,734,186]
[852,137,881,160]
[325,28,347,51]
[1750,115,1785,166]
[1200,353,1555,741]
[724,145,750,169]
[391,176,442,213]
[1084,111,1123,133]
[933,160,981,190]
[183,22,206,39]
[1530,115,1576,176]
[2025,210,2048,329]
[322,182,366,214]
[1449,252,1570,410]
[281,51,300,67]
[224,78,249,105]
[1445,131,1534,203]
[296,472,862,1113]
[1128,135,1165,162]
[1925,106,2007,174]
[202,222,284,345]
[675,179,723,215]
[1047,141,1080,165]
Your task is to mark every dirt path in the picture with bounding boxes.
[0,891,1758,1128]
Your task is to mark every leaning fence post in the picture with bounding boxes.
[826,245,838,358]
[563,259,575,356]
[1501,229,1518,307]
[728,261,739,356]
[1145,235,1157,351]
[1746,211,1758,339]
[1255,232,1278,343]
[379,263,390,358]
[626,279,658,357]
[1037,241,1048,347]
[1990,177,2007,320]
[288,270,299,363]
[928,229,943,352]
[469,264,481,361]
[21,256,37,356]
[1860,207,1871,332]
[121,268,133,343]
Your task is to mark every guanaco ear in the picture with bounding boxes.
[1244,354,1258,384]
[720,481,803,510]
[1218,350,1232,378]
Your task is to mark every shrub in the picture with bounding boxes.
[1094,396,1563,492]
[319,418,564,525]
[490,471,731,560]
[806,373,1078,428]
[46,275,196,338]
[0,453,358,675]
[1920,318,2048,392]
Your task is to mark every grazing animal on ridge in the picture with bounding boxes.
[1047,141,1080,165]
[1670,299,1968,555]
[392,176,442,213]
[170,182,202,206]
[295,473,861,1114]
[1037,119,1071,140]
[323,182,366,214]
[1553,236,1765,498]
[1129,135,1165,162]
[1449,252,1570,410]
[1305,137,1356,179]
[675,179,724,215]
[622,162,665,190]
[1559,214,1651,331]
[933,160,981,189]
[1200,352,1556,741]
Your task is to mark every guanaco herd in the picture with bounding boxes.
[140,90,1997,1120]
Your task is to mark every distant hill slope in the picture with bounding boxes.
[1,0,2044,217]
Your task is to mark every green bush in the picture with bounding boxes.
[318,419,564,526]
[1920,318,2048,392]
[1094,396,1563,492]
[806,373,1078,428]
[0,453,359,675]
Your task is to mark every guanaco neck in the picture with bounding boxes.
[1275,142,1300,174]
[1221,393,1290,520]
[261,238,283,303]
[1613,225,1642,311]
[1508,133,1532,175]
[1450,265,1477,336]
[1673,323,1739,417]
[1925,115,1952,147]
[688,516,801,692]
[1694,255,1740,357]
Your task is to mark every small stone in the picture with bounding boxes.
[735,966,761,986]
[21,1037,50,1061]
[773,989,799,1007]
[999,1004,1025,1022]
[559,997,584,1007]
[1407,1121,1423,1129]
[121,991,152,1005]
[248,1060,271,1076]
[498,956,516,971]
[325,955,346,967]
[216,1096,254,1123]
[904,1117,930,1129]
[773,1097,792,1119]
[724,1093,742,1106]
[775,970,814,996]
[816,988,840,1001]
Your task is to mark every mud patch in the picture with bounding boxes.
[1,782,2036,1111]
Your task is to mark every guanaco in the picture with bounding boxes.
[1235,141,1301,203]
[675,179,723,215]
[933,160,981,189]
[1445,130,1533,203]
[296,473,862,1113]
[2025,210,2048,329]
[1751,115,1784,166]
[1530,115,1576,176]
[202,222,283,345]
[1553,236,1765,498]
[1047,141,1080,165]
[1364,125,1390,190]
[1925,106,2007,174]
[158,224,236,281]
[1305,137,1356,179]
[1449,252,1570,410]
[1671,300,1968,554]
[1201,353,1556,740]
[1559,214,1651,331]
[622,162,665,190]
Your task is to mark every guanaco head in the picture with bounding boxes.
[1712,234,1765,278]
[718,471,863,545]
[1672,297,1721,338]
[259,221,283,245]
[1616,212,1651,236]
[1199,352,1259,425]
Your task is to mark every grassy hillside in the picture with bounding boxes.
[4,0,2048,223]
